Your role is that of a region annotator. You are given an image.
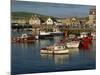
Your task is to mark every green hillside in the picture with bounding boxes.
[11,12,55,21]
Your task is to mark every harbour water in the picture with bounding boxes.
[11,31,96,75]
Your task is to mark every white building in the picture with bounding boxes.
[29,15,41,25]
[45,17,54,25]
[11,18,27,25]
[88,6,96,26]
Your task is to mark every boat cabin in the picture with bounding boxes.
[21,34,28,38]
[53,45,67,50]
[80,32,88,38]
[69,34,76,39]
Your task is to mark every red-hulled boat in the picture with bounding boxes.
[12,34,35,43]
[80,36,93,49]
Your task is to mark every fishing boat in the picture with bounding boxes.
[40,45,69,54]
[12,33,35,43]
[80,32,88,38]
[91,32,96,40]
[66,41,80,48]
[40,31,51,36]
[79,36,93,49]
[50,31,64,36]
[50,29,64,36]
[68,34,76,39]
[37,31,53,39]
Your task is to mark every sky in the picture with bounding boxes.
[11,0,94,18]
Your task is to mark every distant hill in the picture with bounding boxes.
[11,12,56,21]
[11,12,33,19]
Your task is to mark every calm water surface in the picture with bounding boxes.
[11,31,96,75]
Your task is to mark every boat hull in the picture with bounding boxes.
[40,49,69,54]
[12,37,35,43]
[66,41,80,48]
[50,32,64,36]
[38,35,54,39]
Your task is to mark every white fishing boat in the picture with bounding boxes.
[91,32,96,40]
[39,31,51,36]
[40,45,69,54]
[80,32,88,38]
[37,31,53,39]
[68,34,76,39]
[50,30,63,36]
[66,41,80,48]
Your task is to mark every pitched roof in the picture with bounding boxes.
[40,17,57,22]
[29,14,58,23]
[30,15,40,20]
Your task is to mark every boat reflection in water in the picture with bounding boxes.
[12,31,96,74]
[54,54,69,65]
[40,54,69,65]
[12,43,29,50]
[40,48,79,65]
[20,43,28,49]
[69,48,79,56]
